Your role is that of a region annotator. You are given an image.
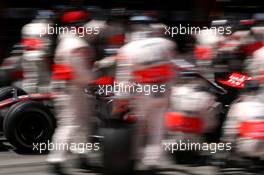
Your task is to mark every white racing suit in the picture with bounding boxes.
[195,29,223,81]
[21,20,52,93]
[166,81,221,146]
[114,37,176,166]
[247,46,264,80]
[223,95,264,158]
[47,33,95,163]
[225,30,264,160]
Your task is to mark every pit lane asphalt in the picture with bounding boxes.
[0,140,250,175]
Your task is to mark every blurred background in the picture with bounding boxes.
[0,0,263,59]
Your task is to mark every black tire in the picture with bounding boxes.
[173,151,201,164]
[0,86,27,101]
[3,101,56,152]
[101,123,135,175]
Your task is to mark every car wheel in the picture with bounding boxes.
[101,122,135,175]
[3,101,56,152]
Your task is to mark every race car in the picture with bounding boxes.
[0,86,56,152]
